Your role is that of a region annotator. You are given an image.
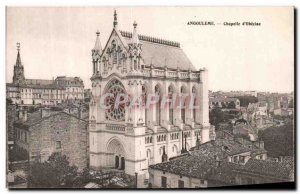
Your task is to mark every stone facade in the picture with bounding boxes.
[14,110,88,170]
[89,10,215,179]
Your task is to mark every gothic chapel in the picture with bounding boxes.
[89,10,215,178]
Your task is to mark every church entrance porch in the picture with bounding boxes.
[114,155,125,170]
[107,138,126,171]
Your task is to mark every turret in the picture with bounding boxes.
[132,21,139,45]
[92,30,102,75]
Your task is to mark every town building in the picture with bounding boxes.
[14,108,88,169]
[55,76,84,100]
[209,97,240,110]
[89,10,215,181]
[6,44,84,106]
[149,138,293,188]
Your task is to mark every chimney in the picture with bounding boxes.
[41,108,51,118]
[22,110,27,122]
[196,134,200,147]
[18,107,27,122]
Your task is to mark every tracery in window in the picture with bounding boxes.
[105,79,126,121]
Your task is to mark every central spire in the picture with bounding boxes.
[16,42,22,67]
[113,9,118,29]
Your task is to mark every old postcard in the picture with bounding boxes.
[6,7,294,189]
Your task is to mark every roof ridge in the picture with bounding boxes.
[119,30,180,48]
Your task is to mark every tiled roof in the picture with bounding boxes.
[14,110,87,128]
[190,139,254,158]
[236,158,294,180]
[120,31,195,71]
[150,154,215,179]
[14,110,59,126]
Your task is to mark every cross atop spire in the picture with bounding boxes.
[113,9,118,29]
[16,42,22,67]
[16,42,20,51]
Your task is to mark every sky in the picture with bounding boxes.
[6,7,294,93]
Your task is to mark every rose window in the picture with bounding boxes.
[105,79,126,121]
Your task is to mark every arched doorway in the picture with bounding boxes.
[120,157,125,170]
[115,156,119,168]
[107,138,126,170]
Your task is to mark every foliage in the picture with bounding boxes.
[258,124,294,157]
[209,108,234,129]
[227,101,236,109]
[28,152,78,188]
[288,99,294,108]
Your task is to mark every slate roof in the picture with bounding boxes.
[7,79,65,89]
[120,31,195,71]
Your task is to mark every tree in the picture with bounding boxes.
[28,152,78,188]
[227,101,236,109]
[258,124,294,157]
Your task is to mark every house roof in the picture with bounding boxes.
[150,154,215,179]
[119,30,195,71]
[14,110,87,128]
[236,158,294,180]
[190,139,256,158]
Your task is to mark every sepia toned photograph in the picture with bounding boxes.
[5,7,295,189]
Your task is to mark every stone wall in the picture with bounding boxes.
[29,112,88,170]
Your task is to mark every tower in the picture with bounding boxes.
[12,42,26,85]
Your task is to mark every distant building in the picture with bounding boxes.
[274,108,294,117]
[149,138,294,188]
[209,97,240,110]
[55,76,84,100]
[6,44,84,106]
[14,108,88,169]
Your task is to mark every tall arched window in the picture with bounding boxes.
[142,86,147,125]
[181,86,186,124]
[168,85,174,124]
[155,85,161,126]
[192,86,197,122]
